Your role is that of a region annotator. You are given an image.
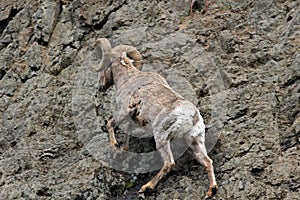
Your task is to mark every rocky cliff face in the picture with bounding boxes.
[0,0,299,199]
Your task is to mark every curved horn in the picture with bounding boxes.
[112,45,143,70]
[94,38,113,72]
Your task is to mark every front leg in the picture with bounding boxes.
[190,0,195,16]
[107,118,120,149]
[122,133,130,151]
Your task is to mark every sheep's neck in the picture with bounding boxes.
[112,63,139,90]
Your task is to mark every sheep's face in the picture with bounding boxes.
[99,66,113,92]
[96,38,143,91]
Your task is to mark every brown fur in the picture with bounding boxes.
[95,38,218,198]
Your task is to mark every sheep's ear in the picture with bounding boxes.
[112,45,143,70]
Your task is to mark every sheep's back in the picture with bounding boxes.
[114,72,185,128]
[127,83,184,127]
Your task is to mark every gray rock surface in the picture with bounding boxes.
[0,0,299,199]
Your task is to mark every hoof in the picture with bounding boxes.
[114,143,121,148]
[138,193,145,200]
[121,145,129,151]
[112,142,129,151]
[204,195,212,199]
[110,142,121,150]
[211,185,218,196]
[205,185,218,199]
[138,182,155,194]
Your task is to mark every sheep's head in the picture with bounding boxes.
[95,38,143,91]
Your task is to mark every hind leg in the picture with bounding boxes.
[186,136,217,198]
[139,140,175,193]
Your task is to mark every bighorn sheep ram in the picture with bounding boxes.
[95,38,218,198]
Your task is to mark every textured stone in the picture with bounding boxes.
[33,0,61,43]
[0,0,299,199]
